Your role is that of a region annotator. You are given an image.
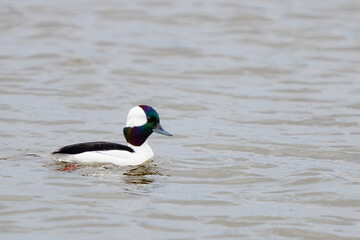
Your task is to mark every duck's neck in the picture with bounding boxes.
[123,125,153,147]
[128,140,154,163]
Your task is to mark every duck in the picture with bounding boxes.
[53,105,172,166]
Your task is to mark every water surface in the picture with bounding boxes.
[1,0,360,239]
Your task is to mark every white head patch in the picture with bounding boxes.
[126,106,147,127]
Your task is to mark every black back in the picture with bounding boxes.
[53,141,134,154]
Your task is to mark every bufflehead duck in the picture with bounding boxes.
[53,105,172,166]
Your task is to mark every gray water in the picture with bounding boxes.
[1,0,360,239]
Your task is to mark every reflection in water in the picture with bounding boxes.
[123,163,163,185]
[49,159,162,185]
[49,160,82,172]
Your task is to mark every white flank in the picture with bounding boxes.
[54,141,154,166]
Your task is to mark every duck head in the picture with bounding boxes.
[123,105,172,146]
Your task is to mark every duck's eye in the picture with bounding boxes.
[147,116,158,122]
